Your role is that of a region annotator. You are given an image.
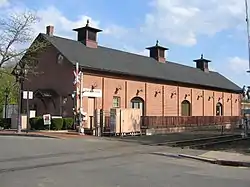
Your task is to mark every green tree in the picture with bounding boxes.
[0,68,18,117]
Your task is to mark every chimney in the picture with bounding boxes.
[73,20,102,48]
[146,40,169,63]
[193,54,211,73]
[46,25,54,36]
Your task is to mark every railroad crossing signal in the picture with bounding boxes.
[73,70,81,85]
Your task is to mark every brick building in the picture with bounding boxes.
[22,22,242,130]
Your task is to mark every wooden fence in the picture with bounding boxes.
[141,116,241,129]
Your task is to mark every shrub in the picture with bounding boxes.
[63,118,74,130]
[0,118,11,129]
[29,117,44,130]
[51,118,63,130]
[29,117,72,131]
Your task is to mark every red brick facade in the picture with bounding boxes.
[82,74,240,116]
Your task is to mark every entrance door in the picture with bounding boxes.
[130,97,145,129]
[130,97,145,116]
[216,102,223,116]
[88,97,95,130]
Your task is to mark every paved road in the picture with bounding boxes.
[0,136,250,187]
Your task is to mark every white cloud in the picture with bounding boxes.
[32,6,128,44]
[0,0,9,7]
[141,0,246,46]
[33,6,100,39]
[229,56,249,73]
[122,45,149,56]
[103,24,129,39]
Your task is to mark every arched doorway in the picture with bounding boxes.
[181,100,191,116]
[130,97,145,116]
[33,89,58,116]
[216,102,223,116]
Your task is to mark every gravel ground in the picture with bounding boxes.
[196,139,250,155]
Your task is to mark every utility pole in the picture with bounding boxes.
[245,0,250,137]
[75,62,80,132]
[26,90,30,132]
[79,71,84,134]
[4,88,9,119]
[245,0,250,72]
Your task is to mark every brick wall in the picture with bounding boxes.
[81,73,241,119]
[22,46,74,117]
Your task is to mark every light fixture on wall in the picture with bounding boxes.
[114,85,122,94]
[208,96,214,101]
[197,95,203,100]
[90,82,97,92]
[171,92,177,98]
[136,89,143,96]
[154,90,161,97]
[218,96,223,101]
[57,53,64,64]
[62,96,68,104]
[235,99,238,103]
[227,98,231,102]
[184,94,190,100]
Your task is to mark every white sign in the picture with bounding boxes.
[23,91,33,99]
[43,114,51,125]
[73,71,82,85]
[82,88,102,98]
[30,110,36,118]
[51,116,62,119]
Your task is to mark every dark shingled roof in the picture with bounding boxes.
[40,33,241,93]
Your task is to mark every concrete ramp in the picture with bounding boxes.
[200,151,250,163]
[154,150,250,167]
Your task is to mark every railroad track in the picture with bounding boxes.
[164,134,247,149]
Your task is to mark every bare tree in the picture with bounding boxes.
[0,11,48,75]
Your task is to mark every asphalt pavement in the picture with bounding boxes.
[0,136,250,187]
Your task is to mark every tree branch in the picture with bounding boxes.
[0,11,48,70]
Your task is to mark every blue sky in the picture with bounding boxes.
[1,0,250,88]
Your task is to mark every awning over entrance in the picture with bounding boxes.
[34,89,59,98]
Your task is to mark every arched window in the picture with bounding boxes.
[130,97,145,116]
[216,102,223,116]
[181,100,191,116]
